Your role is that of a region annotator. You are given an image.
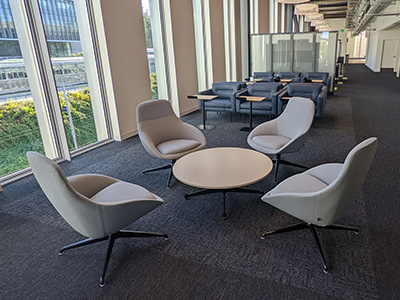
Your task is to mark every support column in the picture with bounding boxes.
[234,0,243,81]
[259,0,269,33]
[99,0,151,140]
[167,0,199,116]
[285,4,293,33]
[209,0,226,83]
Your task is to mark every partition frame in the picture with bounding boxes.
[249,31,338,91]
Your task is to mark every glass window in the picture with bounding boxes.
[38,0,104,151]
[0,0,44,177]
[141,0,158,99]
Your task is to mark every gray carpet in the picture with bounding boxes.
[1,65,396,299]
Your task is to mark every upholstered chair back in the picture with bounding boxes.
[137,99,206,160]
[219,81,247,89]
[248,82,282,100]
[137,99,186,149]
[27,151,105,238]
[253,72,274,81]
[212,82,241,99]
[317,137,378,225]
[275,97,315,140]
[287,83,322,100]
[305,72,329,84]
[279,72,301,81]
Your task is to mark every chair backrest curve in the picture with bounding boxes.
[316,137,378,225]
[276,97,315,139]
[27,151,103,238]
[137,99,176,122]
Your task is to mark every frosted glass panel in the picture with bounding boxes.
[251,35,271,72]
[293,34,314,72]
[272,34,292,72]
[250,32,338,92]
[316,31,338,90]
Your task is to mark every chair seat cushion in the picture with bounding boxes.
[157,139,201,155]
[240,101,272,111]
[91,182,156,204]
[251,135,290,151]
[204,98,231,108]
[269,173,328,195]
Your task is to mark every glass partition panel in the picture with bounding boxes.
[272,34,292,72]
[316,31,338,90]
[251,35,271,73]
[250,32,338,91]
[293,33,314,73]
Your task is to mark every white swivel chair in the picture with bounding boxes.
[27,151,168,287]
[137,99,206,187]
[247,97,315,181]
[260,137,378,272]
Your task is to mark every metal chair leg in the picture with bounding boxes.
[143,160,175,188]
[261,222,358,272]
[309,224,329,273]
[100,234,116,287]
[59,237,108,255]
[324,224,359,234]
[262,222,308,238]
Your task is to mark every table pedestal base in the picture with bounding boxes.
[185,188,264,219]
[197,124,215,130]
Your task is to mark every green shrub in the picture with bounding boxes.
[150,73,158,99]
[0,87,97,177]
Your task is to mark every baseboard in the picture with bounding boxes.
[180,106,199,117]
[365,64,376,72]
[118,129,138,141]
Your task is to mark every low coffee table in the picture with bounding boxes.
[173,147,273,219]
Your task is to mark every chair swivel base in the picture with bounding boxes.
[273,154,309,181]
[142,160,176,187]
[261,222,359,273]
[59,230,168,287]
[184,188,264,220]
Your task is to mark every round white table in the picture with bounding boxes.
[173,147,273,219]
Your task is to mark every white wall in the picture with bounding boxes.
[326,19,348,56]
[365,2,400,72]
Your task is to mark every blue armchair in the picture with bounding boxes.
[235,82,283,117]
[278,83,326,117]
[198,82,241,113]
[253,72,275,82]
[278,72,302,83]
[303,72,332,92]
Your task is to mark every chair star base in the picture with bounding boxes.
[142,160,176,187]
[59,230,168,287]
[261,222,359,273]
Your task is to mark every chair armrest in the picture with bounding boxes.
[277,90,289,115]
[198,88,213,95]
[99,194,164,237]
[68,174,119,198]
[235,89,249,99]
